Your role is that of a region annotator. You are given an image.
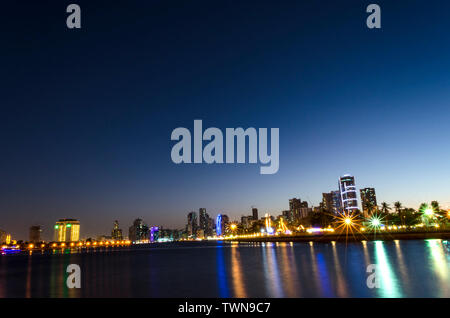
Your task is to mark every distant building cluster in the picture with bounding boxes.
[182,174,379,238]
[2,174,382,243]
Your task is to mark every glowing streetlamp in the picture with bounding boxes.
[424,208,434,217]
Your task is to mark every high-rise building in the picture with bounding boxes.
[206,215,214,236]
[221,214,229,228]
[331,190,342,214]
[322,191,342,214]
[282,210,291,221]
[128,219,149,242]
[241,216,250,229]
[111,220,123,240]
[216,214,223,236]
[54,219,80,242]
[29,225,42,242]
[187,211,198,237]
[322,193,333,212]
[0,229,6,244]
[199,208,207,233]
[299,207,312,218]
[289,198,301,222]
[339,174,358,214]
[289,198,308,221]
[150,226,159,242]
[252,208,258,221]
[360,187,377,217]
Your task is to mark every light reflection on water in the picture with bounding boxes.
[0,239,449,297]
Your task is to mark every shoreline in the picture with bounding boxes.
[221,231,450,243]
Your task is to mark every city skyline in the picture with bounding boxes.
[2,1,450,240]
[3,172,449,241]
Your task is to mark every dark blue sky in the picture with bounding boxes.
[2,0,450,240]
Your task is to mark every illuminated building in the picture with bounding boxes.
[199,208,208,234]
[289,198,309,221]
[150,226,159,242]
[241,216,250,229]
[282,210,290,220]
[221,214,230,233]
[331,190,342,214]
[339,174,358,214]
[29,225,42,242]
[111,220,123,240]
[0,229,6,244]
[299,207,312,218]
[216,214,223,236]
[360,187,377,217]
[54,219,80,242]
[322,192,333,212]
[187,211,198,237]
[252,207,258,221]
[128,219,149,242]
[322,191,342,214]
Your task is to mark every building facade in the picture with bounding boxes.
[187,211,198,237]
[252,208,258,221]
[128,219,149,242]
[29,225,42,242]
[339,174,358,214]
[111,220,123,240]
[54,219,80,242]
[360,187,377,217]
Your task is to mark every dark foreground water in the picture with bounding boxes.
[0,239,449,297]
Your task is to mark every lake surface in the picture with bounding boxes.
[0,239,449,297]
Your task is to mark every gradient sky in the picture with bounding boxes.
[2,0,450,240]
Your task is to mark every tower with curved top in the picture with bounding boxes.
[339,174,358,214]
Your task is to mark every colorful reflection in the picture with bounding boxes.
[261,243,283,297]
[426,239,449,297]
[374,241,401,297]
[230,245,247,297]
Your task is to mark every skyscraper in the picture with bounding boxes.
[339,174,358,214]
[289,198,308,221]
[360,187,377,217]
[111,220,123,240]
[29,225,42,242]
[322,193,333,212]
[199,208,207,233]
[252,207,258,221]
[128,219,149,242]
[289,198,301,222]
[54,219,80,242]
[187,211,198,237]
[331,190,342,214]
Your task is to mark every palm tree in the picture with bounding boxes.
[380,202,391,214]
[380,202,391,226]
[430,201,446,225]
[363,201,375,217]
[394,201,404,226]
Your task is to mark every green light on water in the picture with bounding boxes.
[66,224,71,228]
[54,225,59,229]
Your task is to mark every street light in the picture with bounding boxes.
[424,208,434,217]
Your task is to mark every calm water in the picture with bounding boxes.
[0,239,449,297]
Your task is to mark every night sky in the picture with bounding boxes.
[2,0,450,240]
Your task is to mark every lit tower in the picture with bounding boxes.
[216,214,223,236]
[54,219,80,242]
[339,174,358,214]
